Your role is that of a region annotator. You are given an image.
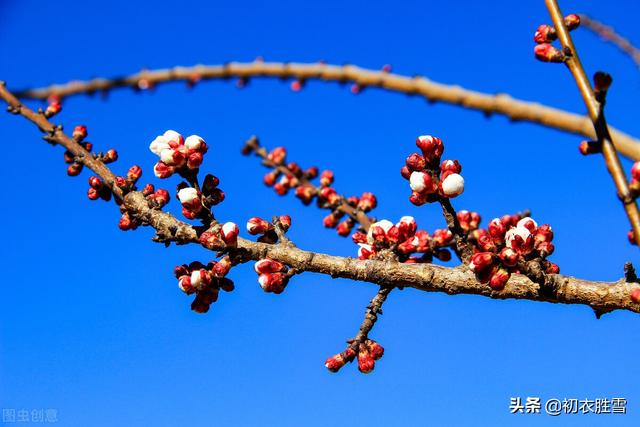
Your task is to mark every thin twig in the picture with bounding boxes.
[545,0,640,245]
[579,14,640,69]
[12,61,640,161]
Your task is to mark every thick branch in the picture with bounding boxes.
[545,0,640,244]
[12,61,640,161]
[2,80,639,317]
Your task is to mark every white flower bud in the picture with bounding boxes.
[505,226,531,249]
[149,135,170,156]
[185,135,205,151]
[163,130,183,144]
[441,173,464,197]
[177,187,198,204]
[409,171,430,192]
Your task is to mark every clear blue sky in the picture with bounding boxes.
[1,0,639,426]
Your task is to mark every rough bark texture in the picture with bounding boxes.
[12,61,640,161]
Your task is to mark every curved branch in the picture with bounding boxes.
[579,14,640,69]
[12,61,640,161]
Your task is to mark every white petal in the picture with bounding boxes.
[441,173,465,197]
[177,187,198,204]
[163,130,183,144]
[149,135,170,156]
[409,172,427,192]
[185,135,205,150]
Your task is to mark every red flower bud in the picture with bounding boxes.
[142,183,155,196]
[187,151,203,169]
[405,153,426,171]
[255,258,285,274]
[351,231,367,244]
[213,257,232,277]
[366,340,384,360]
[258,272,287,293]
[295,185,315,205]
[153,161,174,179]
[534,24,557,43]
[127,165,142,182]
[178,275,194,294]
[357,192,377,211]
[87,188,100,200]
[323,213,339,228]
[268,147,287,164]
[534,43,565,63]
[67,163,83,176]
[220,222,239,246]
[118,212,136,231]
[246,217,272,235]
[630,288,640,304]
[199,231,225,250]
[337,220,353,236]
[305,166,318,179]
[73,125,88,140]
[103,149,118,163]
[263,170,279,187]
[88,176,103,190]
[416,135,444,161]
[440,159,462,174]
[45,101,62,117]
[320,170,334,187]
[357,344,375,374]
[400,166,411,180]
[469,252,494,273]
[489,268,510,291]
[564,13,580,30]
[499,247,519,267]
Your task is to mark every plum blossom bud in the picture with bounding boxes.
[400,166,411,180]
[152,189,170,207]
[517,217,537,233]
[73,125,88,140]
[537,241,555,257]
[142,184,155,196]
[579,140,602,155]
[190,269,209,290]
[87,188,100,200]
[409,191,427,206]
[127,165,142,182]
[409,171,435,193]
[440,159,462,174]
[631,162,640,182]
[357,344,375,374]
[545,262,560,274]
[320,170,334,187]
[489,268,510,291]
[220,222,239,246]
[488,218,507,241]
[364,341,384,360]
[534,24,557,43]
[505,225,533,254]
[469,252,494,273]
[534,43,565,63]
[118,212,136,231]
[405,153,426,171]
[160,148,185,166]
[88,176,103,190]
[268,147,287,164]
[67,163,83,176]
[358,243,375,260]
[177,187,201,210]
[153,161,174,179]
[246,217,273,235]
[397,216,417,238]
[185,135,206,151]
[564,13,581,30]
[432,229,453,247]
[357,192,377,211]
[255,258,285,274]
[178,275,194,294]
[103,149,118,164]
[150,136,171,156]
[477,234,497,252]
[337,220,353,236]
[367,220,393,244]
[163,130,183,145]
[630,288,640,304]
[258,272,286,293]
[499,247,519,267]
[199,231,225,250]
[351,232,367,244]
[45,101,62,117]
[416,135,444,161]
[440,173,464,198]
[187,152,203,169]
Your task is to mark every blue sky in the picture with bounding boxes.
[1,0,639,426]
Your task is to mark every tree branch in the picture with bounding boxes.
[544,0,640,245]
[579,14,640,69]
[11,61,640,161]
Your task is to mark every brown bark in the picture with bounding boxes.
[12,61,640,161]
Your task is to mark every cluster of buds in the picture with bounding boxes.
[353,216,453,263]
[150,130,208,179]
[401,135,465,205]
[174,258,234,313]
[63,125,118,176]
[243,140,377,237]
[468,216,558,290]
[254,258,291,294]
[533,13,581,63]
[199,222,240,250]
[246,215,291,244]
[325,340,384,374]
[175,174,225,220]
[118,211,140,231]
[141,184,170,209]
[87,165,142,202]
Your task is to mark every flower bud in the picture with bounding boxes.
[489,268,510,291]
[409,171,435,193]
[152,189,170,207]
[163,130,184,145]
[88,176,103,190]
[295,185,315,205]
[630,288,640,304]
[212,257,232,277]
[499,247,519,267]
[409,191,427,206]
[405,153,426,171]
[469,252,494,273]
[178,275,194,294]
[67,163,83,176]
[246,217,272,235]
[357,243,375,260]
[488,218,506,241]
[153,161,174,179]
[187,152,204,169]
[45,101,62,117]
[255,258,285,274]
[416,135,444,161]
[357,345,375,374]
[127,165,142,182]
[366,340,384,360]
[177,187,201,212]
[400,166,411,180]
[351,232,367,244]
[160,148,185,166]
[268,147,287,164]
[564,13,580,30]
[579,140,602,155]
[534,24,556,43]
[258,272,286,293]
[199,231,225,250]
[534,43,565,63]
[73,125,88,140]
[220,222,239,246]
[320,170,334,187]
[103,149,118,164]
[142,183,155,196]
[440,173,464,198]
[185,135,206,152]
[432,229,453,247]
[87,188,100,200]
[440,159,462,174]
[118,212,135,231]
[337,220,353,236]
